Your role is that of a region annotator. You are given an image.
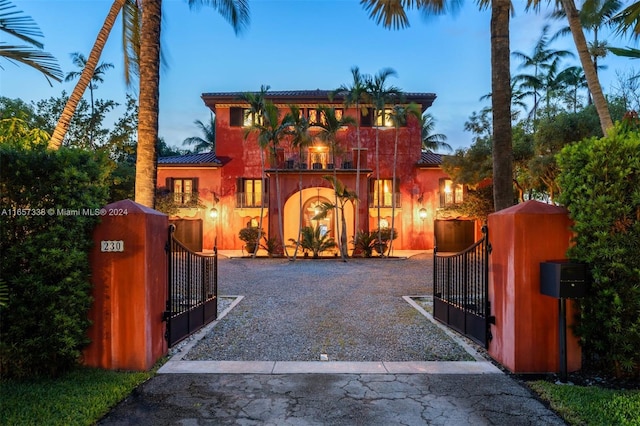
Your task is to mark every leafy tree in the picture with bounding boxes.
[0,0,63,84]
[182,113,215,153]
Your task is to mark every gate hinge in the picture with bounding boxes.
[162,310,171,322]
[488,315,496,325]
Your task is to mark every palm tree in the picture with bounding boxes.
[64,52,114,147]
[49,0,249,209]
[421,113,452,152]
[316,106,356,260]
[285,104,311,260]
[48,0,126,150]
[551,0,623,104]
[360,0,514,211]
[556,65,588,112]
[245,101,293,260]
[512,24,575,121]
[333,67,370,243]
[314,175,358,261]
[183,113,216,152]
[388,102,421,256]
[240,85,270,258]
[0,0,63,84]
[366,68,400,241]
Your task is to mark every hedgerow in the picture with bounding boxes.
[557,118,640,378]
[0,143,111,378]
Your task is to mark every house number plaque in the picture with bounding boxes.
[101,240,124,252]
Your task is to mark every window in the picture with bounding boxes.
[439,179,464,207]
[308,108,343,126]
[375,108,393,127]
[360,108,373,127]
[230,107,259,127]
[171,178,198,205]
[369,178,401,208]
[237,178,268,208]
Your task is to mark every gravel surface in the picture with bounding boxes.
[185,254,475,362]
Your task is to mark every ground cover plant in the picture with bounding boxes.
[0,367,154,425]
[529,381,640,426]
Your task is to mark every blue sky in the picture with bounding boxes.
[2,0,638,151]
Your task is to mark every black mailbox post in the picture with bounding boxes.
[540,260,587,382]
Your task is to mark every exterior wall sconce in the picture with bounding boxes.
[210,191,220,220]
[419,208,428,220]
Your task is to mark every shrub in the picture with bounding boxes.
[556,121,640,378]
[0,144,111,378]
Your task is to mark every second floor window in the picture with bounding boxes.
[439,178,464,207]
[230,107,260,127]
[370,178,400,208]
[237,178,268,208]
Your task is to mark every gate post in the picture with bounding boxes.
[487,200,581,374]
[84,199,168,371]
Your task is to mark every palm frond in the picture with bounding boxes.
[0,0,44,48]
[187,0,250,35]
[0,44,62,84]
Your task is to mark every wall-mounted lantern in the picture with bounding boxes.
[209,191,220,220]
[418,208,428,220]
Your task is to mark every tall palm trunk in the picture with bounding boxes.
[254,149,265,258]
[388,126,399,256]
[273,155,291,260]
[353,100,362,250]
[491,0,514,212]
[134,0,162,208]
[48,0,125,150]
[561,0,613,133]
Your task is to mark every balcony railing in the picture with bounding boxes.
[236,192,268,208]
[368,193,402,208]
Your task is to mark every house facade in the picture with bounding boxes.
[157,90,469,254]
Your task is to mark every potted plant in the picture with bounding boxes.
[288,225,336,258]
[351,230,376,258]
[238,227,265,254]
[373,228,398,255]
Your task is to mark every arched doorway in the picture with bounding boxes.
[282,187,355,249]
[302,195,334,238]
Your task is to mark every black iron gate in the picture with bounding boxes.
[433,225,493,348]
[164,225,217,347]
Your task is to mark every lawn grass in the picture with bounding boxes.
[529,380,640,426]
[0,366,155,425]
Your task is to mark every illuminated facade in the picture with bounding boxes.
[157,90,466,253]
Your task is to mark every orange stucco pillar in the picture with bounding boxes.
[487,200,581,373]
[84,200,168,371]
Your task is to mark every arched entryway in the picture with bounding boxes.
[282,187,355,249]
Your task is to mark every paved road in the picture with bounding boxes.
[98,255,564,425]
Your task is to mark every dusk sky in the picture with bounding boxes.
[2,0,638,151]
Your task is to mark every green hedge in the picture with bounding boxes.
[557,120,640,378]
[0,144,111,378]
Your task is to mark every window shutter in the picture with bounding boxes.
[192,178,199,194]
[165,177,173,191]
[360,108,372,127]
[230,107,243,127]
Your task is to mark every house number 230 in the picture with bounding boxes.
[101,240,124,252]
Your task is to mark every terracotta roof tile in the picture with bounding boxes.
[158,152,221,165]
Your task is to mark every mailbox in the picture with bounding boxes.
[540,260,587,299]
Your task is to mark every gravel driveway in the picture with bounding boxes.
[185,254,474,362]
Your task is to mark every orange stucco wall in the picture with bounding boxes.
[84,200,168,371]
[487,200,581,373]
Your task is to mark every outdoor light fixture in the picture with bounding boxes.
[419,208,428,220]
[209,191,220,220]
